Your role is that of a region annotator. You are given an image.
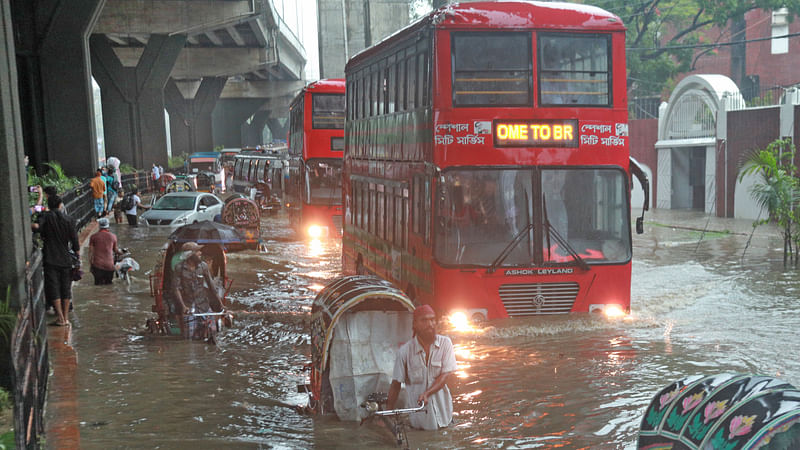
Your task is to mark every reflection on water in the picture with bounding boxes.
[52,210,800,449]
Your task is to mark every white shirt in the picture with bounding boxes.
[392,334,457,430]
[125,194,141,215]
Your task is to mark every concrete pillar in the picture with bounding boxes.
[266,117,288,142]
[165,77,227,156]
[1,0,34,389]
[90,34,186,169]
[211,98,265,149]
[12,0,105,178]
[317,0,410,78]
[242,110,269,147]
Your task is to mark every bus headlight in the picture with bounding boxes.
[307,225,328,238]
[447,308,488,332]
[589,303,626,318]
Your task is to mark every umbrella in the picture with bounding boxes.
[168,220,244,245]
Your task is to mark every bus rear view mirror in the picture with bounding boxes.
[636,216,644,234]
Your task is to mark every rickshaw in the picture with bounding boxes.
[220,196,261,250]
[164,178,194,194]
[147,240,233,344]
[638,373,800,449]
[300,275,423,448]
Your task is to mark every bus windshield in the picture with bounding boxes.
[435,168,630,266]
[306,159,343,205]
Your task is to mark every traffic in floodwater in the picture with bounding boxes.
[50,208,800,449]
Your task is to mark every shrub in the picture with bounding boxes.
[119,163,137,174]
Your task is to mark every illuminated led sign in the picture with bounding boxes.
[493,119,579,148]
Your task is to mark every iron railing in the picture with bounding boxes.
[11,248,47,449]
[9,170,155,448]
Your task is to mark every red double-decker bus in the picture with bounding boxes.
[342,2,648,322]
[287,79,346,238]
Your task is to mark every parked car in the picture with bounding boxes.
[141,192,223,226]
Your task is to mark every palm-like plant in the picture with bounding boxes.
[739,138,800,265]
[0,286,16,342]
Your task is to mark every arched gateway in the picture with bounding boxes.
[655,75,745,213]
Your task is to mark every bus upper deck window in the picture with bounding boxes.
[452,32,532,107]
[538,34,611,107]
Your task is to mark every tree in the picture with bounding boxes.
[739,138,800,265]
[600,0,800,98]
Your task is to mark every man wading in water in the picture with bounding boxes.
[171,242,223,340]
[386,304,457,430]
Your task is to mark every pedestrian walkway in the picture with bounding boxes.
[44,220,97,448]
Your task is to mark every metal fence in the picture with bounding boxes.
[628,85,793,120]
[11,248,47,449]
[9,170,155,448]
[58,171,155,230]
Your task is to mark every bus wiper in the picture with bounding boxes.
[543,194,590,271]
[487,222,534,274]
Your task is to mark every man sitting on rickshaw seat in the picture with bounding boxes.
[171,242,224,339]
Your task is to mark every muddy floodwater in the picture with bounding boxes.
[47,209,800,449]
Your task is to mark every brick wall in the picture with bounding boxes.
[630,119,659,206]
[723,107,780,217]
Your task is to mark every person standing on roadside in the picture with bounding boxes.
[103,166,118,217]
[90,168,106,218]
[31,195,79,326]
[88,218,122,285]
[124,186,151,226]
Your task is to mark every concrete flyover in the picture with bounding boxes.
[1,2,305,445]
[92,0,307,167]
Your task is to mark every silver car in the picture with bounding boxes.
[141,192,223,226]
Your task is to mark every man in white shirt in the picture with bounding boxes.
[386,304,457,430]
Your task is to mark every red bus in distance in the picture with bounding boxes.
[287,79,346,238]
[342,2,648,323]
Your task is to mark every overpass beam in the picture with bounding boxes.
[266,117,288,142]
[211,98,265,149]
[91,34,186,168]
[242,110,269,147]
[12,0,104,178]
[165,77,227,156]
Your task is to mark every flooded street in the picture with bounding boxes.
[48,209,800,449]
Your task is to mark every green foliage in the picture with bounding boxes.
[0,430,13,449]
[119,164,137,174]
[739,138,800,264]
[168,153,187,169]
[0,287,16,342]
[595,0,800,98]
[213,145,223,152]
[26,161,81,196]
[0,387,10,412]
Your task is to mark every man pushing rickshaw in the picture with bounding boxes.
[170,242,224,342]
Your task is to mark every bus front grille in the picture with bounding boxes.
[498,282,579,316]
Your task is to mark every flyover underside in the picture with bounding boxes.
[165,77,227,155]
[91,34,186,168]
[12,0,104,178]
